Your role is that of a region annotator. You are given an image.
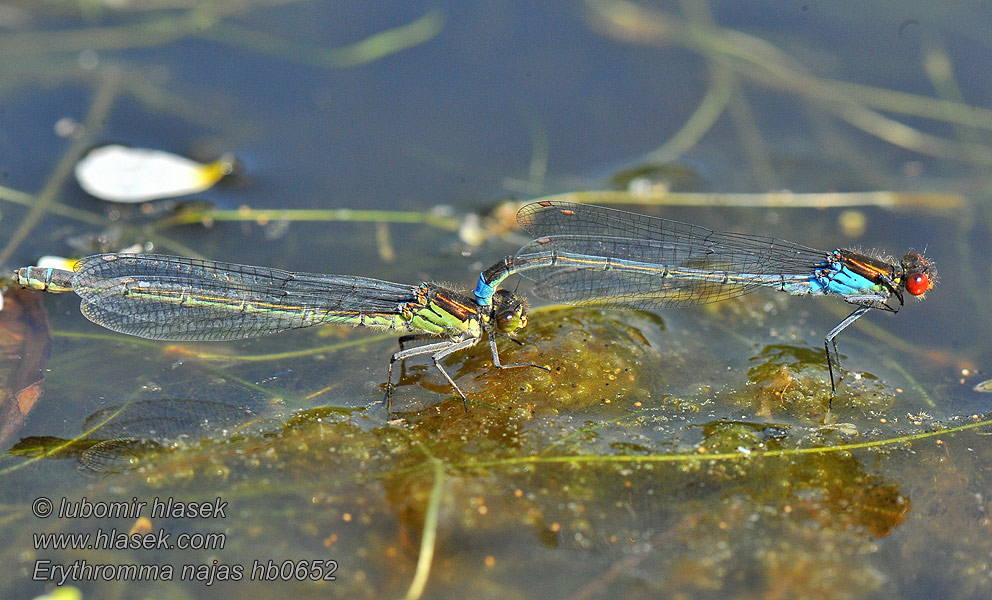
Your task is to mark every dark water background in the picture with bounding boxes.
[0,2,990,599]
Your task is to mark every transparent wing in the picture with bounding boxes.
[71,254,420,340]
[514,201,831,309]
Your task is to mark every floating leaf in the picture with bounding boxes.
[75,144,236,203]
[973,379,992,392]
[30,586,82,600]
[34,255,76,271]
[0,288,52,448]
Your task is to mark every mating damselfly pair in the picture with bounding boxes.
[13,201,934,410]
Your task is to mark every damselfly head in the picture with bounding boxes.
[901,253,935,297]
[491,289,528,333]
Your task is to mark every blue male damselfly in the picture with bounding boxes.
[474,200,935,404]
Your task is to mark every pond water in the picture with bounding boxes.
[0,2,989,599]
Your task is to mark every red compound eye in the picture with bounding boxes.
[906,273,930,296]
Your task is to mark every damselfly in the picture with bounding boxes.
[474,200,934,403]
[13,254,548,410]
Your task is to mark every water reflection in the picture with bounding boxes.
[0,309,947,598]
[8,399,258,475]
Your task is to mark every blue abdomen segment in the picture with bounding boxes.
[807,262,878,296]
[474,275,496,306]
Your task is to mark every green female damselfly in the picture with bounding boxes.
[13,253,548,411]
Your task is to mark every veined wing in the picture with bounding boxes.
[513,201,832,309]
[71,254,421,341]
